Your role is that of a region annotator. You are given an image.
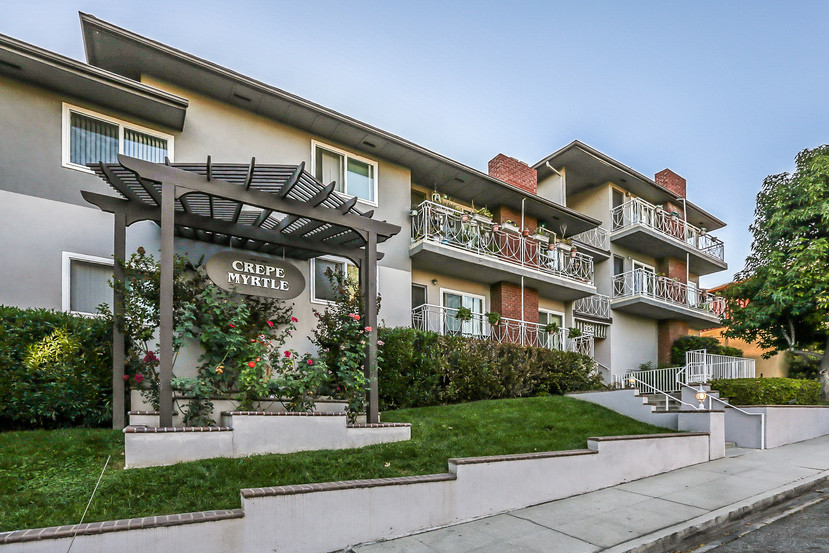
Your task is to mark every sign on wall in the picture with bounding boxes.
[205,251,305,300]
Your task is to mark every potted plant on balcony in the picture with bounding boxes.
[522,228,531,237]
[486,311,501,326]
[568,327,583,339]
[543,321,560,334]
[501,219,520,234]
[473,205,493,224]
[455,306,473,321]
[570,244,579,258]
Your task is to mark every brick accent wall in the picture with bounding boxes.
[658,320,690,365]
[658,257,688,284]
[494,205,537,232]
[490,281,539,323]
[489,154,537,195]
[655,169,686,198]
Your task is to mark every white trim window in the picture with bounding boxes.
[311,140,378,205]
[310,256,360,304]
[440,288,485,338]
[62,103,175,173]
[62,252,114,315]
[538,308,565,350]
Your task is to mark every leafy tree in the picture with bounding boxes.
[723,146,829,397]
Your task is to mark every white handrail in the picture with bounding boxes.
[625,376,701,411]
[411,201,594,285]
[610,198,725,261]
[572,226,609,251]
[679,382,765,450]
[573,294,611,319]
[612,269,726,315]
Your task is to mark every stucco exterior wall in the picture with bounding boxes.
[609,310,658,373]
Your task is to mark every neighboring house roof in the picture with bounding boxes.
[78,13,601,237]
[0,32,188,130]
[534,140,727,232]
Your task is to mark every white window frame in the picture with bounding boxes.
[61,103,175,174]
[309,255,361,305]
[61,251,114,316]
[310,139,379,207]
[439,287,486,337]
[538,307,565,328]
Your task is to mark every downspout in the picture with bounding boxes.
[546,162,565,205]
[521,198,526,324]
[681,198,689,286]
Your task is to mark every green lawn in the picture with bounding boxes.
[0,396,670,532]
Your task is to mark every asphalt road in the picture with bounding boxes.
[677,490,829,553]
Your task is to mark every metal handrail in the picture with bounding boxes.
[573,294,611,319]
[610,198,725,261]
[411,201,594,285]
[572,226,609,251]
[625,376,701,411]
[679,382,765,450]
[612,269,726,315]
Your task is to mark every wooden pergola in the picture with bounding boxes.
[85,154,400,427]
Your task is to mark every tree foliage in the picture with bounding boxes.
[723,145,829,394]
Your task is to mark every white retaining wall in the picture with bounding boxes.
[726,405,829,449]
[2,432,711,553]
[124,413,411,468]
[567,389,678,429]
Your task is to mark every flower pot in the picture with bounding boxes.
[522,229,530,237]
[461,214,470,223]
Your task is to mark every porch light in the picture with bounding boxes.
[628,376,636,388]
[696,387,707,409]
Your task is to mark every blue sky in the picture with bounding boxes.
[4,1,827,287]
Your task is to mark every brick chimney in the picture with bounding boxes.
[489,154,537,195]
[655,169,686,198]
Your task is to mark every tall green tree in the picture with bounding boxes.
[723,145,829,397]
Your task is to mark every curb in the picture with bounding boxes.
[600,470,829,553]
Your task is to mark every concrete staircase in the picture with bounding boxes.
[641,392,683,413]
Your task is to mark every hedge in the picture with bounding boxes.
[711,377,821,406]
[671,335,743,366]
[0,306,112,429]
[378,327,603,410]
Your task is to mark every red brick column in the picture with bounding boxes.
[658,320,690,365]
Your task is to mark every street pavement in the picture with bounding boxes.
[350,435,829,553]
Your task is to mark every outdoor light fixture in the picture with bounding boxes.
[431,279,438,285]
[628,376,636,388]
[696,386,707,409]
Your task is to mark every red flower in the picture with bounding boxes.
[134,373,144,384]
[284,350,291,358]
[248,361,256,368]
[306,359,314,365]
[266,320,274,328]
[291,316,298,323]
[365,326,373,332]
[229,324,236,328]
[122,374,130,381]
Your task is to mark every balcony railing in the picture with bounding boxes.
[612,269,725,315]
[411,304,594,357]
[611,198,725,262]
[411,201,594,285]
[573,294,611,320]
[572,226,610,251]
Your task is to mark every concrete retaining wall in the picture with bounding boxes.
[2,432,710,553]
[726,405,829,449]
[124,413,411,468]
[567,389,678,429]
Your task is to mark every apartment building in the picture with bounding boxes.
[0,14,727,381]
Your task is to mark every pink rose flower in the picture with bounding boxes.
[284,350,292,358]
[365,326,373,332]
[266,320,274,328]
[291,316,298,323]
[307,359,314,365]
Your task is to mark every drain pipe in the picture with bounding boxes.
[520,197,526,325]
[546,162,565,205]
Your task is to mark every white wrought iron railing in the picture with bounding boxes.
[612,269,725,316]
[683,349,755,384]
[572,226,610,251]
[613,366,685,393]
[573,294,611,319]
[410,303,594,357]
[610,198,725,262]
[411,201,594,285]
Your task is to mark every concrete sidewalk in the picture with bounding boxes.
[351,435,829,553]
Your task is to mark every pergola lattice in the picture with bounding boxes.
[85,154,400,427]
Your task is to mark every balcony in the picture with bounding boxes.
[611,269,724,329]
[610,198,727,276]
[573,294,611,339]
[411,304,594,358]
[410,201,595,301]
[571,227,610,260]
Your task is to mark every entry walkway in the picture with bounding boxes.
[352,435,829,552]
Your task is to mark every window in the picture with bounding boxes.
[539,309,564,349]
[62,103,174,172]
[441,289,484,338]
[62,252,113,315]
[411,284,427,310]
[310,256,360,304]
[311,140,378,205]
[632,261,655,295]
[613,255,626,276]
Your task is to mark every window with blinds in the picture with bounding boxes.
[63,104,173,171]
[311,141,378,204]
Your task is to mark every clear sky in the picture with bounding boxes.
[4,1,827,287]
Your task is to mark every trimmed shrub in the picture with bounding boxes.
[711,377,821,406]
[671,335,743,366]
[378,327,602,410]
[787,351,822,380]
[0,306,112,429]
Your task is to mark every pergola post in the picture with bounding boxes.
[111,211,126,429]
[362,231,379,424]
[158,180,175,427]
